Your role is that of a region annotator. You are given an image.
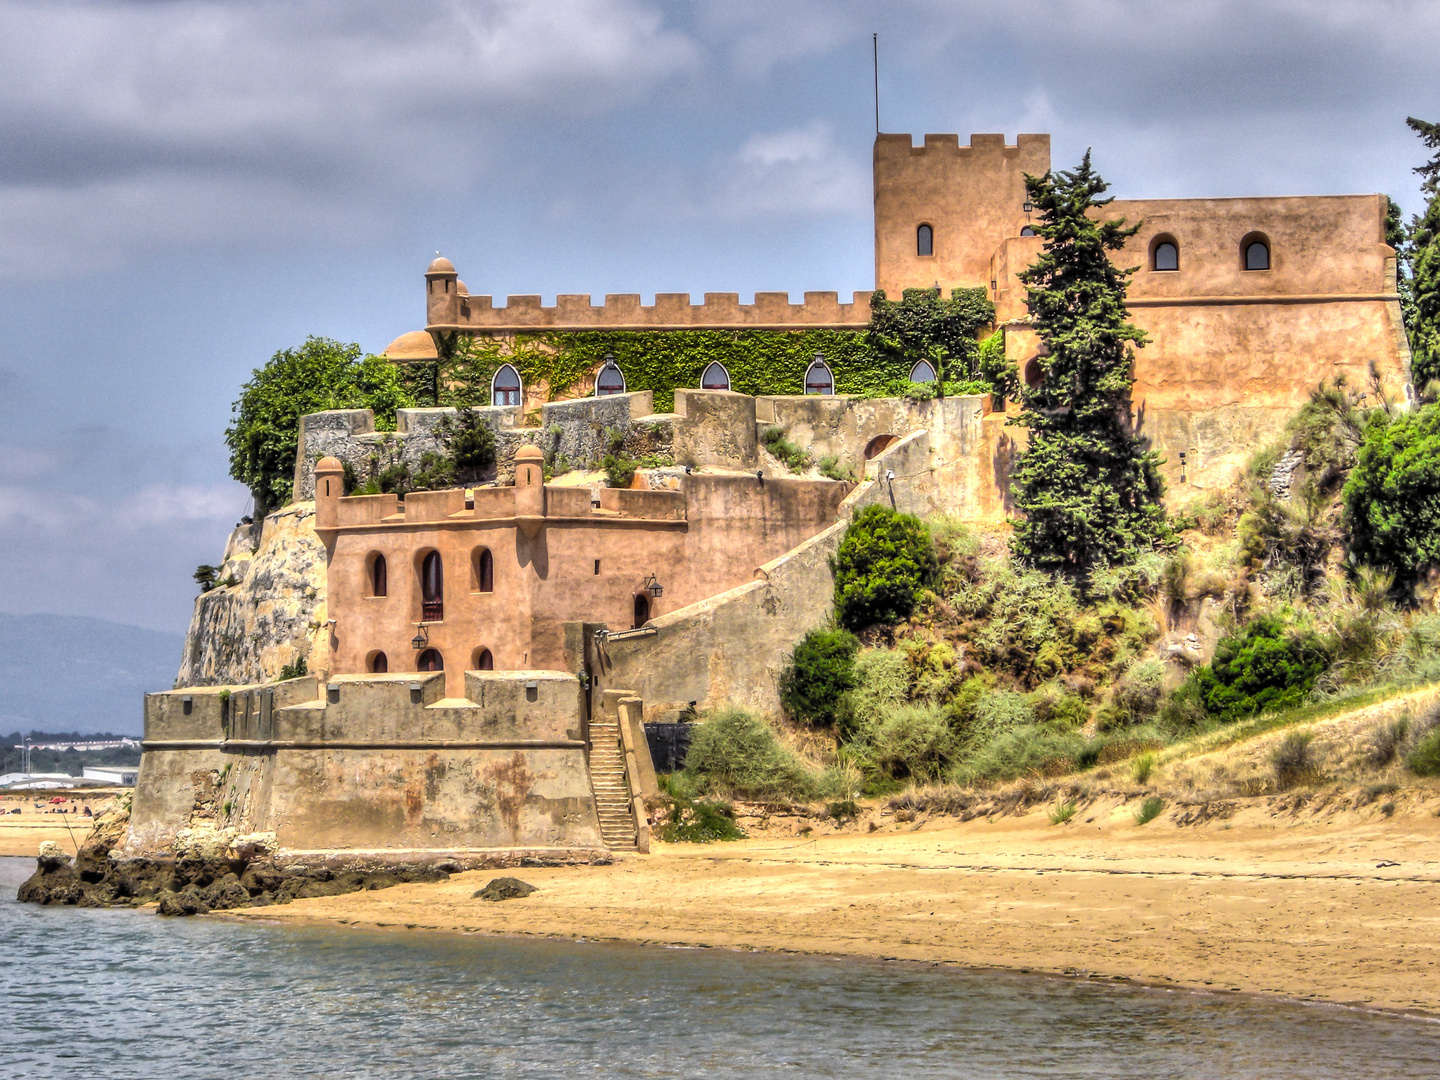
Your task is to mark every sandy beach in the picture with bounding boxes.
[221,789,1440,1016]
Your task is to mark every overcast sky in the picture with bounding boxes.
[1,0,1437,633]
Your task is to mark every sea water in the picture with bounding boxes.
[2,857,1434,1079]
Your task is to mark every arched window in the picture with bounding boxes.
[473,547,493,593]
[472,648,494,671]
[909,359,936,384]
[633,593,651,629]
[804,356,834,395]
[1152,238,1179,272]
[864,434,898,460]
[417,648,444,672]
[1244,236,1270,270]
[491,363,522,406]
[700,362,731,391]
[368,651,388,673]
[916,223,933,257]
[421,551,443,622]
[1024,358,1045,388]
[369,553,387,597]
[1020,226,1036,237]
[595,358,626,397]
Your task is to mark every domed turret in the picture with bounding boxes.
[425,255,460,326]
[381,330,439,362]
[514,445,545,538]
[315,457,345,531]
[426,255,456,274]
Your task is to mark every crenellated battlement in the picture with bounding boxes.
[426,280,872,332]
[874,132,1050,158]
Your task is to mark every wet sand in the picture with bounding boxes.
[224,791,1440,1016]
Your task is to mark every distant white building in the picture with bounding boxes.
[81,767,138,787]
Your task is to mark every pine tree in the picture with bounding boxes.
[1009,152,1168,578]
[1406,117,1440,391]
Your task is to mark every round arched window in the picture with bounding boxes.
[417,648,444,672]
[368,651,388,673]
[909,359,936,384]
[701,362,731,391]
[916,224,934,257]
[473,648,493,671]
[595,358,626,396]
[1245,239,1270,270]
[804,356,834,395]
[1020,226,1036,237]
[1153,241,1179,271]
[421,551,443,622]
[491,364,522,406]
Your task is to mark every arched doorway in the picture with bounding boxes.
[633,593,651,629]
[417,648,444,672]
[368,651,388,673]
[473,648,494,670]
[421,551,443,622]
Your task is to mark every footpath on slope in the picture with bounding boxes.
[223,792,1440,1017]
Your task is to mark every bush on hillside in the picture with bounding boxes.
[1194,615,1331,719]
[833,505,937,631]
[680,707,817,802]
[1407,727,1440,776]
[1343,404,1440,592]
[779,627,860,728]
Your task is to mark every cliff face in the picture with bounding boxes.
[176,502,328,687]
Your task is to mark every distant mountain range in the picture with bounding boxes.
[0,613,184,736]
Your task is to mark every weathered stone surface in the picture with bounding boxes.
[176,503,328,687]
[474,876,537,901]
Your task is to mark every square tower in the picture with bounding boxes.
[874,132,1050,295]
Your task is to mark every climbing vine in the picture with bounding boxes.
[405,288,997,412]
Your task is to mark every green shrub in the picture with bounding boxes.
[1031,686,1091,730]
[1195,615,1330,719]
[779,628,860,728]
[656,799,745,843]
[1368,716,1411,767]
[865,703,958,782]
[1407,727,1440,776]
[277,656,308,681]
[193,565,219,592]
[817,455,855,482]
[681,707,817,802]
[833,505,937,631]
[1099,660,1166,729]
[442,410,498,480]
[1271,730,1316,789]
[952,724,1087,784]
[1131,750,1156,785]
[1133,796,1164,825]
[760,426,811,472]
[1343,404,1440,592]
[602,454,637,489]
[826,799,860,823]
[1049,800,1077,825]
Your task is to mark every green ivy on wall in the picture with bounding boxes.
[410,288,996,412]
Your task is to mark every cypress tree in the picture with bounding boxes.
[1406,117,1440,391]
[1009,152,1168,577]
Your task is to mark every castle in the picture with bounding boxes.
[123,130,1414,862]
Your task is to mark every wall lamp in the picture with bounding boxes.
[642,572,664,598]
[410,624,429,650]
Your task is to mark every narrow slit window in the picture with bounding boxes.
[916,224,933,257]
[594,559,601,575]
[371,554,387,597]
[474,548,493,593]
[421,551,443,622]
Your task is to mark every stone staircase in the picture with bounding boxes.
[588,717,639,850]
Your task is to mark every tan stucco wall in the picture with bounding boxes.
[126,670,603,855]
[874,132,1051,294]
[320,467,852,697]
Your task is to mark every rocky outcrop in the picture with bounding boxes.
[176,502,328,687]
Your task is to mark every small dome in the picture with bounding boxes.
[456,280,469,296]
[316,456,344,473]
[426,256,456,275]
[382,330,439,361]
[514,445,544,462]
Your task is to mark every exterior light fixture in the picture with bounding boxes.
[885,469,896,482]
[1023,200,1034,214]
[411,624,429,651]
[643,572,664,598]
